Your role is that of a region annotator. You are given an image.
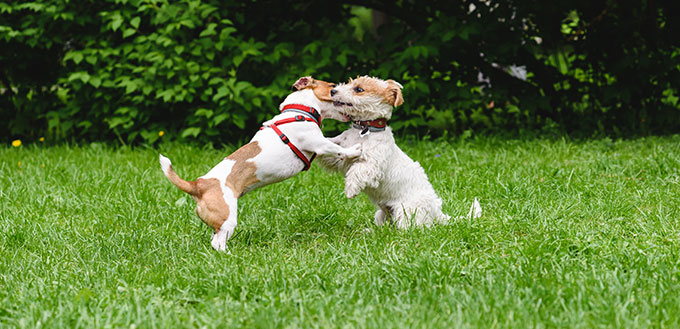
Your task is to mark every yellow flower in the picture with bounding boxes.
[12,139,21,147]
[39,137,45,142]
[18,161,22,167]
[158,131,165,137]
[40,164,45,168]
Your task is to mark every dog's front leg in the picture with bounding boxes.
[343,144,389,198]
[327,133,346,145]
[344,160,379,198]
[316,132,354,171]
[316,153,346,172]
[298,131,362,159]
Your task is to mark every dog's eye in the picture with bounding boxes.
[329,84,336,88]
[354,87,364,93]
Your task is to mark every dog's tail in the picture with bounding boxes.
[449,198,482,222]
[159,154,197,195]
[467,198,482,219]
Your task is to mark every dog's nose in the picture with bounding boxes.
[330,89,337,96]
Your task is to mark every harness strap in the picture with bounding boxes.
[281,104,321,126]
[268,122,315,171]
[260,113,318,171]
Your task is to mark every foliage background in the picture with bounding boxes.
[1,0,679,145]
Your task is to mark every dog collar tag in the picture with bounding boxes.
[360,126,370,137]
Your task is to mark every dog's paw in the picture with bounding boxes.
[211,234,231,253]
[344,183,361,199]
[343,143,362,158]
[374,210,387,226]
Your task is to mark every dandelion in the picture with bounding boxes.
[18,161,22,167]
[40,164,45,168]
[12,139,21,147]
[39,137,45,142]
[158,131,165,137]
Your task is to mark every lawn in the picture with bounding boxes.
[2,136,680,328]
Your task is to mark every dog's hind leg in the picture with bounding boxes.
[392,207,435,229]
[374,209,388,226]
[211,197,238,253]
[390,207,412,229]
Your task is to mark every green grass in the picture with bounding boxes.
[2,136,680,328]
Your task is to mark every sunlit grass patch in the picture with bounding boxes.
[1,136,680,328]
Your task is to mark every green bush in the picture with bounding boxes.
[1,0,679,144]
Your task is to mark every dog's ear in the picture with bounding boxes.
[291,76,314,91]
[386,80,404,107]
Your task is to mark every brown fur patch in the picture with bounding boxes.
[193,178,229,231]
[226,141,262,198]
[350,76,404,107]
[386,80,404,107]
[291,76,336,102]
[311,79,335,102]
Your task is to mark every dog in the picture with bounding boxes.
[318,76,481,228]
[159,77,362,252]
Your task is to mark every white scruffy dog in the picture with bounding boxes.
[318,76,481,228]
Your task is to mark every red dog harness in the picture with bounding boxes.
[261,104,321,171]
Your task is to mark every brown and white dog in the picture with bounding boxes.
[159,77,361,252]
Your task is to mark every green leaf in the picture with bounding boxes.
[199,23,217,37]
[111,16,123,31]
[85,55,97,65]
[195,108,213,118]
[107,117,128,129]
[208,77,224,85]
[139,129,160,143]
[89,76,101,88]
[219,27,236,41]
[181,127,201,138]
[123,28,136,38]
[68,71,90,83]
[56,87,70,103]
[72,52,84,64]
[130,16,141,29]
[212,86,229,102]
[179,19,195,29]
[142,85,153,95]
[212,113,228,126]
[337,52,347,67]
[233,55,245,67]
[157,90,174,102]
[232,115,245,129]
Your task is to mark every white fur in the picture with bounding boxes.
[320,77,481,228]
[160,87,361,251]
[159,154,172,175]
[468,198,482,219]
[321,126,448,228]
